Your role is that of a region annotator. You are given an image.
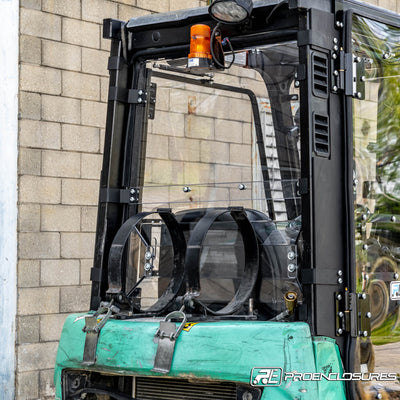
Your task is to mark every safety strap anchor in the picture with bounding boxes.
[152,310,187,374]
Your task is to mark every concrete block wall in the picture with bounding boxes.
[17,1,206,398]
[15,0,398,399]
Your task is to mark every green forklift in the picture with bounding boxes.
[54,0,400,398]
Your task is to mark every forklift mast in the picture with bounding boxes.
[54,1,400,399]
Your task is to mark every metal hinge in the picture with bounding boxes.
[99,187,139,204]
[335,290,371,337]
[332,51,365,99]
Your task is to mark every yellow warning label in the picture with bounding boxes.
[183,322,198,332]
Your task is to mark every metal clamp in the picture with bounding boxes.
[152,310,186,374]
[82,302,120,365]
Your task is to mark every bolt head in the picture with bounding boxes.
[332,53,337,60]
[145,251,153,260]
[366,312,372,318]
[336,21,341,27]
[336,294,342,301]
[383,53,389,59]
[129,196,134,202]
[138,90,143,95]
[337,328,343,335]
[333,45,339,51]
[391,215,396,222]
[332,85,338,92]
[338,270,343,276]
[353,178,359,186]
[333,38,338,44]
[363,331,368,337]
[288,251,295,260]
[288,263,296,273]
[137,98,143,103]
[294,80,300,88]
[338,311,344,318]
[340,22,344,28]
[337,277,343,284]
[144,263,152,271]
[362,244,368,251]
[130,188,136,194]
[334,70,339,76]
[376,393,382,399]
[357,92,362,99]
[394,273,399,280]
[362,293,367,300]
[361,76,366,82]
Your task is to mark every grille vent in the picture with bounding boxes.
[135,377,237,400]
[313,113,330,157]
[312,53,329,98]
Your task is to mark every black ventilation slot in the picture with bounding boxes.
[312,53,329,98]
[135,377,237,400]
[313,113,330,157]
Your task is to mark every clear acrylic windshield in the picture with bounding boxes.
[126,42,302,317]
[352,15,400,397]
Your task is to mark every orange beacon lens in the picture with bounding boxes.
[188,24,212,68]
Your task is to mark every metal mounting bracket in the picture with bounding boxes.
[103,18,124,40]
[99,187,139,204]
[109,87,148,104]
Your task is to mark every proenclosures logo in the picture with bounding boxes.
[250,368,397,387]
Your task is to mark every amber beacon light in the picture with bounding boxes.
[188,24,213,69]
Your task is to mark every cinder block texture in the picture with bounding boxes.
[19,120,61,149]
[42,40,81,71]
[16,1,400,400]
[20,9,61,40]
[60,286,91,312]
[18,342,59,372]
[16,1,208,399]
[17,371,39,399]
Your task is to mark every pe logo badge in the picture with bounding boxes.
[250,367,283,386]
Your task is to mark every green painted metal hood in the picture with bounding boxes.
[55,314,346,399]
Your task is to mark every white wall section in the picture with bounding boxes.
[0,0,19,398]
